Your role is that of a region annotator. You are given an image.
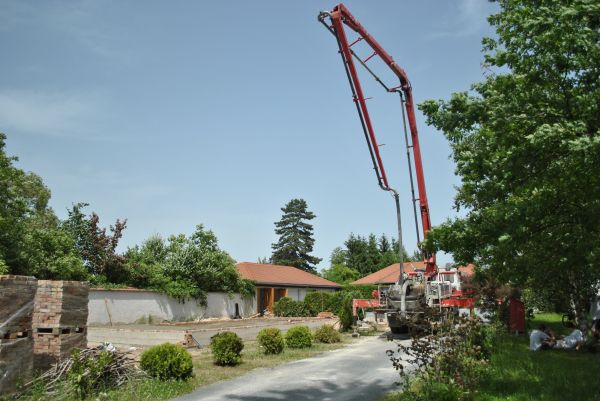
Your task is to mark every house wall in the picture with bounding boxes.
[88,289,257,325]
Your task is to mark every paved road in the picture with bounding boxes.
[173,335,409,401]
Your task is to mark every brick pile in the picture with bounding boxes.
[32,280,89,371]
[0,275,37,394]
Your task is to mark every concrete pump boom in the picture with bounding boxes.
[319,3,437,278]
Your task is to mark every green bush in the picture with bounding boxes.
[285,326,312,348]
[473,323,496,360]
[257,328,285,355]
[140,343,193,380]
[273,297,309,317]
[210,331,244,366]
[314,324,342,343]
[303,291,333,316]
[329,290,361,331]
[67,348,116,398]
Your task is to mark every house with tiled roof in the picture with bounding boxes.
[236,262,341,313]
[351,262,475,285]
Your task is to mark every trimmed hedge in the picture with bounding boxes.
[257,327,285,355]
[303,291,334,316]
[140,343,193,380]
[314,324,342,343]
[273,285,378,331]
[285,325,312,348]
[273,297,309,317]
[210,331,244,366]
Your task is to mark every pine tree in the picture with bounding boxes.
[271,199,322,272]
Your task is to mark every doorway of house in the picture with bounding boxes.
[257,288,288,313]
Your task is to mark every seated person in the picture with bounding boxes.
[530,324,555,351]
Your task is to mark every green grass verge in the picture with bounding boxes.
[475,313,600,401]
[16,338,351,401]
[382,313,600,401]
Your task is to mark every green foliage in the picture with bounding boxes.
[67,348,116,399]
[303,291,334,316]
[313,325,341,344]
[388,379,463,401]
[476,313,600,401]
[332,233,412,278]
[329,291,357,331]
[210,331,244,366]
[125,227,254,302]
[140,343,193,381]
[420,0,600,321]
[273,297,309,317]
[0,259,8,275]
[62,203,127,283]
[256,328,285,355]
[0,133,87,280]
[285,325,312,349]
[321,263,359,285]
[271,198,322,272]
[388,315,495,401]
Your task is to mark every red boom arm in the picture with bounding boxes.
[320,4,436,276]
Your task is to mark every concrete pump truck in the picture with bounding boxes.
[318,4,468,333]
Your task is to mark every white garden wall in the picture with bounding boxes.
[88,289,256,325]
[285,287,337,302]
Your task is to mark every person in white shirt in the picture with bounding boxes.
[530,324,553,351]
[554,328,585,350]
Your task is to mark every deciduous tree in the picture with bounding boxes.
[420,0,600,322]
[0,133,86,279]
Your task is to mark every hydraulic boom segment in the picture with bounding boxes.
[319,4,476,334]
[318,4,436,277]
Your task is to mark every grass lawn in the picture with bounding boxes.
[474,313,600,401]
[382,313,600,401]
[17,337,352,401]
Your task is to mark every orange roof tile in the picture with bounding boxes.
[236,262,341,288]
[351,262,426,285]
[457,264,475,276]
[351,262,476,285]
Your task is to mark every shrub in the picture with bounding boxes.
[285,326,313,348]
[67,348,116,398]
[314,324,342,343]
[303,291,333,316]
[210,331,244,366]
[329,290,361,331]
[257,328,285,355]
[140,343,193,380]
[273,297,309,317]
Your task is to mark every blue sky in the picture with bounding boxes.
[1,0,498,270]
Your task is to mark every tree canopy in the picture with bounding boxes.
[271,198,322,272]
[341,233,411,277]
[420,0,600,319]
[126,226,254,302]
[0,133,254,300]
[62,202,128,284]
[0,133,87,280]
